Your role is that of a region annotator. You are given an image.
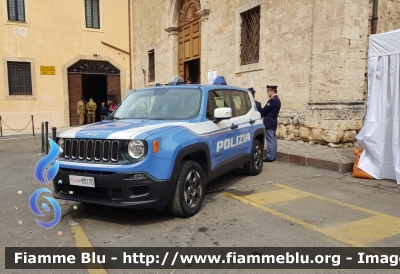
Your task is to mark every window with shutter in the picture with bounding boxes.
[85,0,100,29]
[148,50,155,82]
[7,0,25,22]
[7,62,32,96]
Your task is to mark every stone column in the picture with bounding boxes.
[165,27,179,80]
[196,9,210,84]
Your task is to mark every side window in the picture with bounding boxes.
[231,90,251,117]
[243,91,252,111]
[206,90,231,120]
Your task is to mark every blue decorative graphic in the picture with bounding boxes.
[30,138,61,229]
[34,139,60,185]
[29,188,61,229]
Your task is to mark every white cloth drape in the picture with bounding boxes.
[356,29,400,184]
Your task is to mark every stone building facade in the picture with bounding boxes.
[131,0,400,145]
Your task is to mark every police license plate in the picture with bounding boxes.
[69,175,95,188]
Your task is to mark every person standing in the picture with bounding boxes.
[86,98,97,124]
[248,88,262,114]
[108,100,117,116]
[77,97,86,126]
[261,85,281,162]
[99,102,108,120]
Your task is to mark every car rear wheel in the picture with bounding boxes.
[243,139,263,175]
[168,160,205,217]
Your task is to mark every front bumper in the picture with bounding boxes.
[53,168,176,209]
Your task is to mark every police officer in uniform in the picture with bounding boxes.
[86,98,97,124]
[76,97,86,126]
[261,85,281,162]
[248,88,262,113]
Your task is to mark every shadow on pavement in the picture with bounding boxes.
[64,167,253,226]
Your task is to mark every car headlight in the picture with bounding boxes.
[128,140,146,159]
[57,138,64,154]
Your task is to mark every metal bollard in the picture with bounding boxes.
[52,127,57,142]
[0,116,2,137]
[41,122,45,154]
[31,115,35,136]
[45,121,49,155]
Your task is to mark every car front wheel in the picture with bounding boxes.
[168,160,205,217]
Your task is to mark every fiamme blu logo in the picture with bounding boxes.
[29,138,61,229]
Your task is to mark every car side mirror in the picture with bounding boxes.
[213,107,232,123]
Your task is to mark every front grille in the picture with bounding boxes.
[68,185,109,200]
[64,139,120,163]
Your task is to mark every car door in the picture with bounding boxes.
[205,89,238,170]
[230,90,254,156]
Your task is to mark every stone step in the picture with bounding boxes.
[264,140,356,173]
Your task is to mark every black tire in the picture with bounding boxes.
[243,139,263,175]
[168,160,205,217]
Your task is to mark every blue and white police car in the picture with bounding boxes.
[54,76,265,217]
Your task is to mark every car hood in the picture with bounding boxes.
[58,120,191,140]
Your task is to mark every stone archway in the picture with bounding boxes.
[177,0,201,82]
[61,56,125,127]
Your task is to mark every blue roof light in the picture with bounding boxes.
[213,76,227,85]
[168,75,184,86]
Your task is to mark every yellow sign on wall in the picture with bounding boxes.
[40,66,56,75]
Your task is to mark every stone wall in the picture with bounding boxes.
[131,0,399,145]
[377,0,400,33]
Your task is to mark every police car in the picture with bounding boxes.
[54,76,265,217]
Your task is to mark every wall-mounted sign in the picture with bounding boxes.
[208,71,217,84]
[40,66,56,75]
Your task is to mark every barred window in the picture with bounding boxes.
[7,0,25,22]
[7,62,32,96]
[148,50,155,82]
[240,6,260,65]
[85,0,100,29]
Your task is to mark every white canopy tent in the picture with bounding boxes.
[356,28,400,184]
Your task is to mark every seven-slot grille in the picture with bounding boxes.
[64,139,120,162]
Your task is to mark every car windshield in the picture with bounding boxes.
[112,88,201,120]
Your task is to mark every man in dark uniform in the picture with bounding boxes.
[261,85,281,162]
[248,88,262,114]
[99,102,108,120]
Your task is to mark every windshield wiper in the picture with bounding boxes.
[108,116,123,120]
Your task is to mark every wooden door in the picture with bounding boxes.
[178,0,201,78]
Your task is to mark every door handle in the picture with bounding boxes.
[231,124,238,130]
[249,119,255,125]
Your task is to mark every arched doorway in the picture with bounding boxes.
[178,0,201,83]
[67,60,121,126]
